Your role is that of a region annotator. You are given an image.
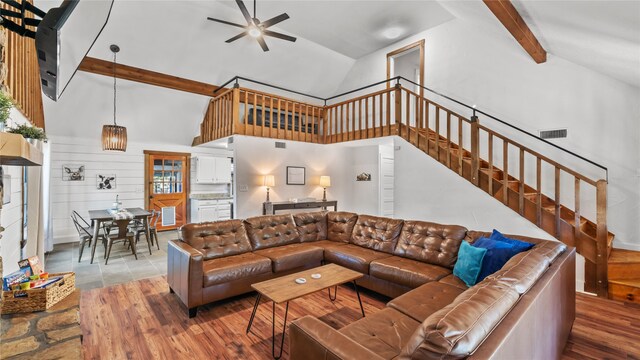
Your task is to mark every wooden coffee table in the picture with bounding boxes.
[246,263,365,359]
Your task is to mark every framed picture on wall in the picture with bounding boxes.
[62,164,85,181]
[97,174,117,190]
[286,166,306,185]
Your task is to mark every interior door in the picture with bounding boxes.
[145,152,190,231]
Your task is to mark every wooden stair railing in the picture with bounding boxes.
[195,82,612,297]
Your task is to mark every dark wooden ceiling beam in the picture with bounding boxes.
[483,0,547,64]
[78,57,220,96]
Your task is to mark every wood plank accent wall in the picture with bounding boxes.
[0,0,45,128]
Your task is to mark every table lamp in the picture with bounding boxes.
[319,176,331,201]
[264,175,275,202]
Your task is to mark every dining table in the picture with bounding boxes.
[88,207,152,264]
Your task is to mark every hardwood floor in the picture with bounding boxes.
[80,276,388,359]
[562,292,640,359]
[80,276,640,359]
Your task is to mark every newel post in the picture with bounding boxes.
[231,87,240,136]
[394,83,402,136]
[595,179,609,297]
[470,114,480,186]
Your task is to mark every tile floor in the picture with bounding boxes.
[44,230,178,290]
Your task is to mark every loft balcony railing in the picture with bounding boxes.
[196,76,612,297]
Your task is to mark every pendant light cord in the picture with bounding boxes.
[113,50,117,126]
[253,0,256,19]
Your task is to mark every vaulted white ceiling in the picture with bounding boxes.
[216,0,455,58]
[36,0,640,144]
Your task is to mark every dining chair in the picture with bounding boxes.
[71,213,106,263]
[132,210,161,251]
[104,219,137,265]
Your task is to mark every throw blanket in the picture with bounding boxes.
[109,209,134,220]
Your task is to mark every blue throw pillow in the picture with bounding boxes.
[490,229,535,252]
[473,237,526,282]
[453,241,487,287]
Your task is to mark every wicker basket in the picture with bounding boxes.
[0,272,76,314]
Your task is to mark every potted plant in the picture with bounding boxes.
[0,91,13,132]
[7,123,47,145]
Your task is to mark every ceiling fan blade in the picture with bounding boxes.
[207,17,247,29]
[263,30,296,42]
[226,31,249,43]
[256,36,269,52]
[260,13,289,28]
[235,0,253,25]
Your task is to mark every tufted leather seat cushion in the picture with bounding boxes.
[324,244,392,273]
[351,215,404,254]
[340,308,420,360]
[179,220,252,260]
[293,212,328,242]
[254,243,324,273]
[326,211,358,242]
[388,282,465,322]
[244,214,299,250]
[399,279,520,359]
[438,274,468,290]
[394,221,467,269]
[369,256,451,289]
[202,252,272,287]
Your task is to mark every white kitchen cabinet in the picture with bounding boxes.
[214,157,232,184]
[195,156,232,184]
[191,199,233,223]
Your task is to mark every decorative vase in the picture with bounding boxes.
[0,122,5,132]
[26,138,39,145]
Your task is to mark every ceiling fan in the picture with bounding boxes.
[207,0,296,52]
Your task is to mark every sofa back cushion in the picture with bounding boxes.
[487,248,551,294]
[351,215,404,254]
[244,214,299,250]
[179,220,251,260]
[399,280,519,359]
[394,221,467,269]
[326,211,358,243]
[293,212,328,242]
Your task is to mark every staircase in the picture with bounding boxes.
[194,78,616,297]
[608,249,640,304]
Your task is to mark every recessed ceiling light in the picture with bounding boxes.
[382,27,404,39]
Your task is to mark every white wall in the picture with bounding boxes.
[49,135,232,244]
[231,136,392,219]
[336,17,640,250]
[232,136,352,218]
[0,109,30,274]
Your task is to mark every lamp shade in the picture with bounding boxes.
[319,176,331,188]
[102,124,127,151]
[263,175,275,187]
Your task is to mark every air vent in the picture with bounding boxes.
[539,129,567,139]
[161,207,176,227]
[275,142,286,149]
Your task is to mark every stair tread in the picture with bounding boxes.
[608,279,640,287]
[609,248,640,264]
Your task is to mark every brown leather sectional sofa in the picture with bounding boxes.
[167,211,575,359]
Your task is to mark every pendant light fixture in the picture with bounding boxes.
[102,44,127,151]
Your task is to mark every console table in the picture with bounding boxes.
[263,200,338,215]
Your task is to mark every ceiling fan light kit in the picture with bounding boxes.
[207,0,296,52]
